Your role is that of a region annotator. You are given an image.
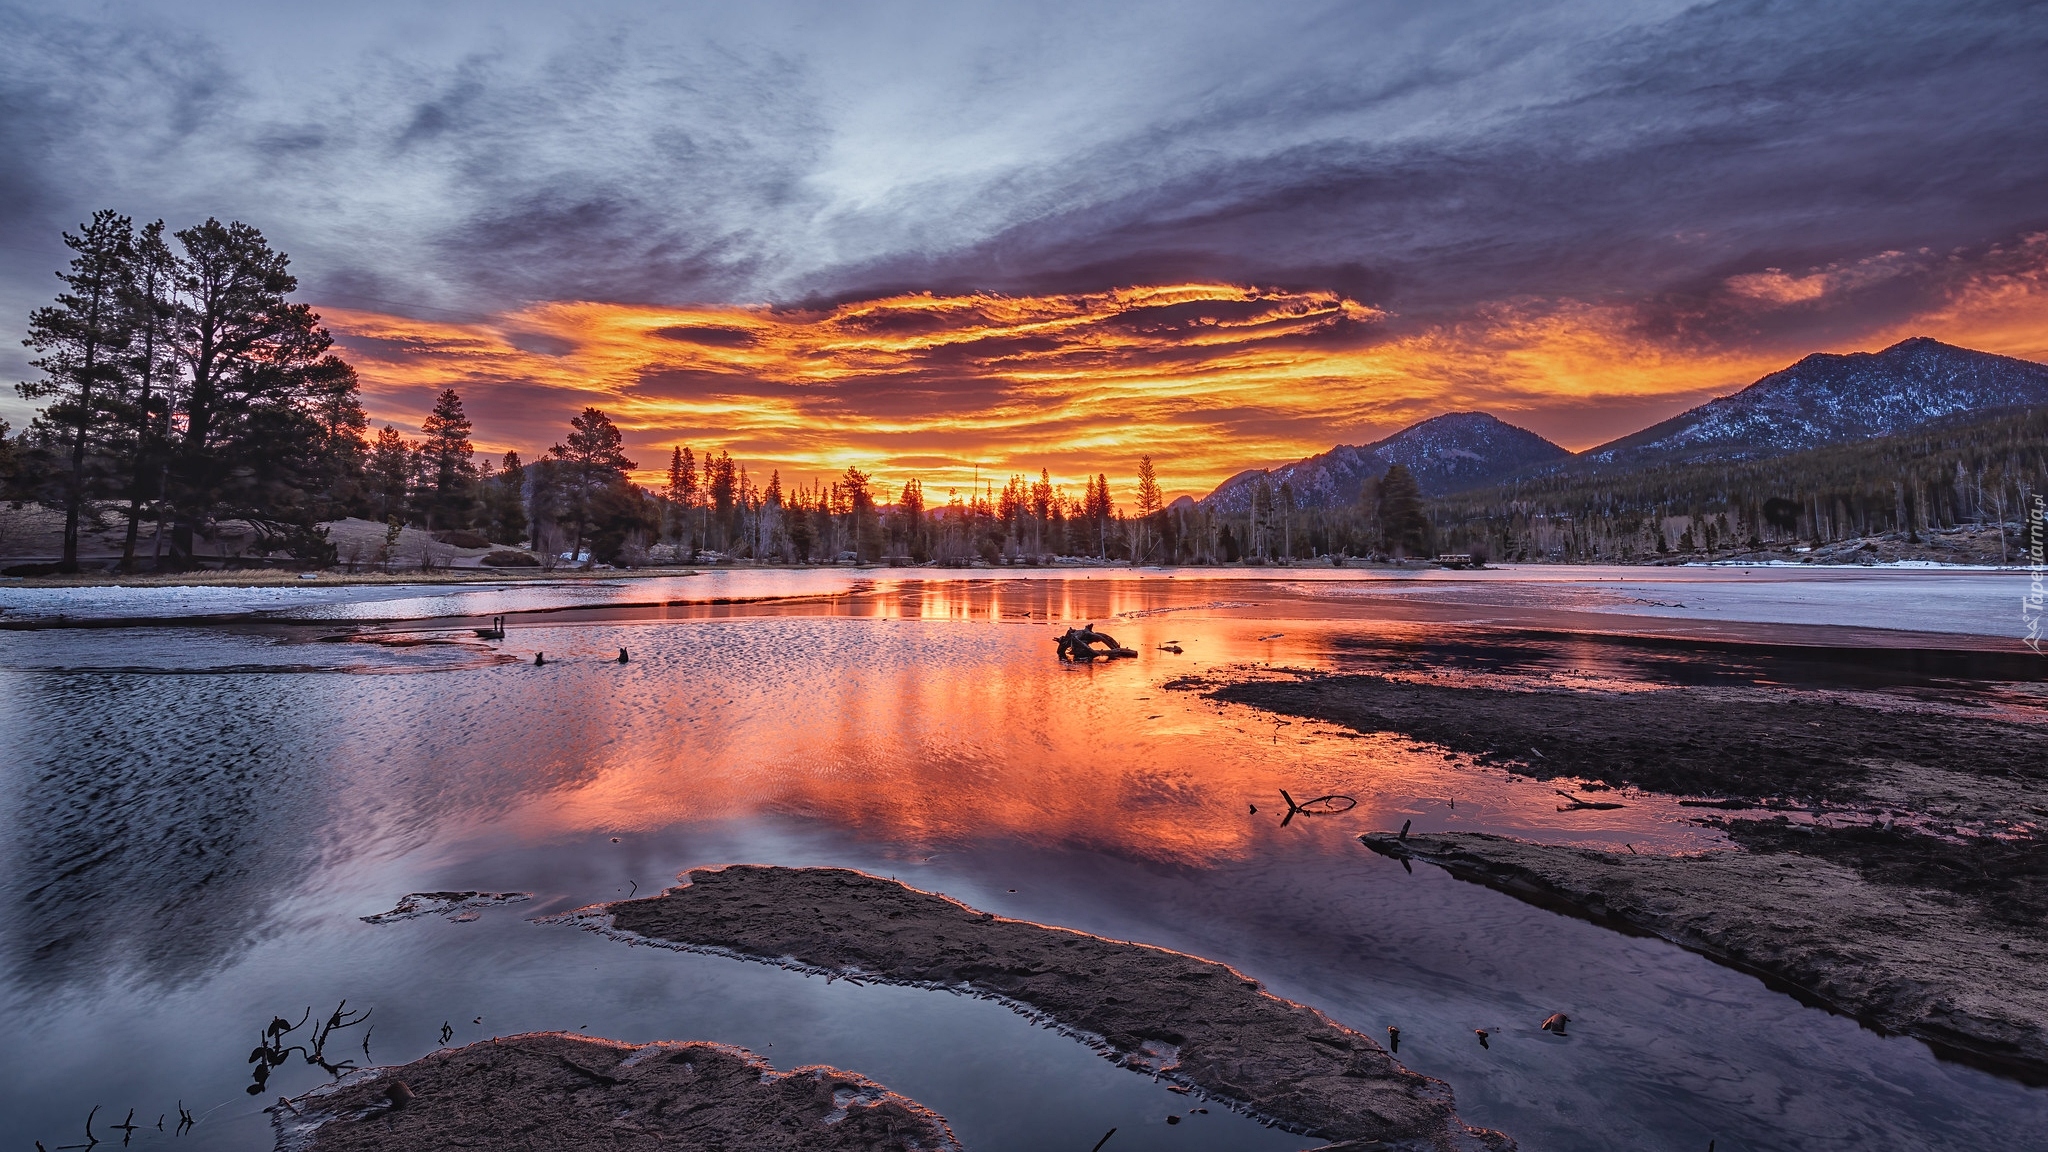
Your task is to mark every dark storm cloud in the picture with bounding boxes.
[854,0,2048,348]
[2,0,2044,407]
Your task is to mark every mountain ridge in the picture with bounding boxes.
[1582,336,2048,467]
[1202,412,1569,512]
[1197,337,2048,508]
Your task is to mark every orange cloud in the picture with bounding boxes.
[325,251,2048,501]
[1724,250,1919,307]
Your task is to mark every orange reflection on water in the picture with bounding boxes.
[439,590,1726,868]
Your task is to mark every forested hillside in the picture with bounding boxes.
[1429,406,2047,563]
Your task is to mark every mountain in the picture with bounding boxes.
[1585,336,2048,466]
[1202,412,1569,512]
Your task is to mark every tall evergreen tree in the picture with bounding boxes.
[164,218,338,563]
[304,355,369,517]
[367,425,412,522]
[786,483,815,561]
[705,451,737,549]
[1134,455,1163,560]
[1135,456,1162,517]
[1376,462,1429,556]
[1083,473,1114,558]
[117,220,182,570]
[546,407,636,561]
[664,444,696,544]
[898,477,925,561]
[419,388,477,528]
[19,210,134,570]
[485,450,529,545]
[840,466,873,558]
[1030,469,1053,554]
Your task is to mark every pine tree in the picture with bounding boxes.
[664,445,698,544]
[164,218,338,564]
[304,355,369,518]
[705,451,737,549]
[841,466,872,559]
[117,220,181,570]
[19,210,134,570]
[898,477,925,561]
[1030,469,1053,555]
[419,388,477,529]
[367,426,411,522]
[1135,456,1162,516]
[486,451,528,544]
[1376,463,1428,557]
[546,407,636,561]
[1135,455,1163,561]
[1082,473,1114,558]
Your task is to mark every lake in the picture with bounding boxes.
[2,565,2042,1150]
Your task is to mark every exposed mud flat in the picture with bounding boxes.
[1361,831,2048,1080]
[584,865,1512,1151]
[1186,668,2048,1080]
[1192,672,2047,917]
[1192,672,2044,812]
[273,1031,959,1151]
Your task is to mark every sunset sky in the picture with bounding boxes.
[3,1,2045,498]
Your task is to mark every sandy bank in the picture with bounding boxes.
[585,865,1511,1151]
[1361,831,2048,1081]
[272,1031,959,1151]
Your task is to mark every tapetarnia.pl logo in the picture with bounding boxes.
[2026,494,2045,654]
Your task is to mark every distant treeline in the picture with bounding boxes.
[1426,406,2048,562]
[3,211,1203,570]
[11,212,2040,571]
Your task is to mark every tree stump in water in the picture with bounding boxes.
[1057,625,1138,660]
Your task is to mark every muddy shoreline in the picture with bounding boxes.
[1197,672,2045,813]
[274,1032,960,1151]
[1360,831,2048,1081]
[582,864,1512,1151]
[1182,670,2048,1079]
[1195,672,2047,918]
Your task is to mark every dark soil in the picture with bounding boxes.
[277,1032,959,1152]
[1363,832,2048,1082]
[1181,663,2048,1079]
[596,865,1511,1152]
[1723,818,2048,926]
[1195,673,2043,805]
[1190,673,2048,919]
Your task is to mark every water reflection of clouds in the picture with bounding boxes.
[1,672,336,992]
[0,609,1729,995]
[12,568,2021,994]
[3,573,2043,1151]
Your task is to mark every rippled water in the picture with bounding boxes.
[1,568,2042,1150]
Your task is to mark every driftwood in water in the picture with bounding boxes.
[1057,624,1137,660]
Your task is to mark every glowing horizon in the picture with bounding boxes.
[327,238,2048,503]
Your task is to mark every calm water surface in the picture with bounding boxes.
[1,568,2042,1151]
